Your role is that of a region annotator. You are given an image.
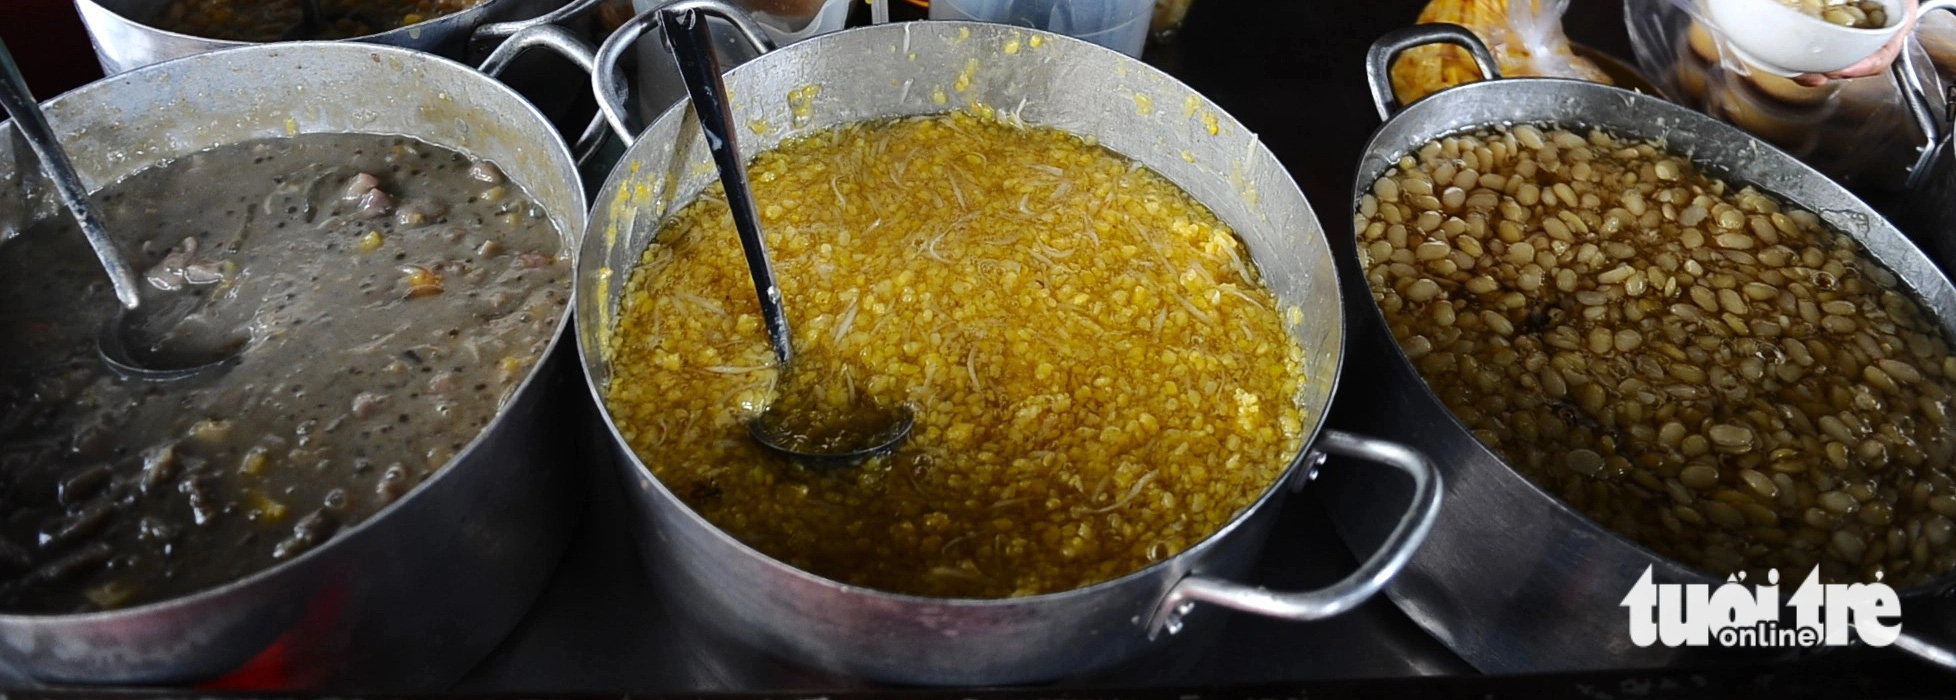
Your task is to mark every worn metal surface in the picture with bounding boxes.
[575,15,1441,686]
[0,41,586,689]
[72,0,573,75]
[459,430,1473,692]
[1321,24,1956,675]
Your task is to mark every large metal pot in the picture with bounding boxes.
[73,0,597,74]
[572,2,1445,685]
[0,32,590,688]
[1320,24,1956,674]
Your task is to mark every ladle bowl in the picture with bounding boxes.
[0,37,245,381]
[0,37,248,381]
[98,305,251,381]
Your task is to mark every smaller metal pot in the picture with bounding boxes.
[73,0,599,75]
[574,2,1445,685]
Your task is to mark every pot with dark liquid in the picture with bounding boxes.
[0,37,587,688]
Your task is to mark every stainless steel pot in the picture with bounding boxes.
[0,33,590,688]
[1320,24,1956,674]
[570,2,1444,685]
[73,0,598,74]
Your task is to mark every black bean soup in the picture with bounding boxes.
[0,134,566,613]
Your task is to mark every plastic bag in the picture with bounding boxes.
[1625,0,1951,190]
[1391,0,1613,104]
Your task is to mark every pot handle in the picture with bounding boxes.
[476,23,610,166]
[1896,629,1956,671]
[592,0,779,143]
[478,23,598,76]
[1364,23,1501,122]
[1896,0,1956,190]
[1147,430,1443,637]
[473,0,610,43]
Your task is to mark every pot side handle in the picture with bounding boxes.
[474,0,612,43]
[1898,0,1956,190]
[1365,23,1501,122]
[1896,628,1956,671]
[476,23,610,166]
[591,0,779,143]
[1147,430,1443,637]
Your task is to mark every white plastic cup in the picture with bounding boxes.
[928,0,1153,57]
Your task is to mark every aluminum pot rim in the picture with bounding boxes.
[0,40,585,623]
[577,18,1346,608]
[76,0,529,51]
[1349,73,1956,596]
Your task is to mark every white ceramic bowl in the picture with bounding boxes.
[1705,0,1905,76]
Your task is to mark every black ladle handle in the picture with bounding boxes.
[0,38,143,309]
[664,7,793,367]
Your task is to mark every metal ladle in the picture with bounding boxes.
[662,6,913,467]
[0,39,241,381]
